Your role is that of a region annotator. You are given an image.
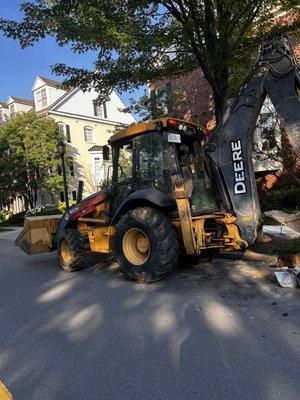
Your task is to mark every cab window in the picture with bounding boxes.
[117,142,133,183]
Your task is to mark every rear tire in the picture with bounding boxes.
[114,207,179,283]
[58,229,85,272]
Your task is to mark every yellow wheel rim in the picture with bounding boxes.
[122,228,150,266]
[60,240,72,263]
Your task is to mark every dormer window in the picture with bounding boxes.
[36,87,48,109]
[9,104,15,114]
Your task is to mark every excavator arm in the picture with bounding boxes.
[207,35,300,246]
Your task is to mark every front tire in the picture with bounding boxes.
[58,229,85,272]
[114,207,179,283]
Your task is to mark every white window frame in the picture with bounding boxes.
[35,87,48,110]
[58,122,65,135]
[84,126,95,143]
[93,102,103,118]
[90,151,104,185]
[9,104,15,114]
[58,122,71,142]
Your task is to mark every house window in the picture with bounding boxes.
[9,104,15,115]
[36,87,48,109]
[58,122,71,142]
[150,82,172,115]
[58,122,64,135]
[40,193,46,205]
[84,127,94,143]
[94,157,102,183]
[93,101,107,118]
[50,192,56,205]
[68,160,75,177]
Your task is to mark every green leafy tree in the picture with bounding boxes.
[0,112,64,209]
[0,1,299,123]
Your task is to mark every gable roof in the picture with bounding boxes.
[7,97,34,106]
[88,145,103,152]
[37,76,66,89]
[35,87,75,116]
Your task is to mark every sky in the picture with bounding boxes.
[0,0,144,110]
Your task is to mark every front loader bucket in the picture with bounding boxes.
[16,215,62,255]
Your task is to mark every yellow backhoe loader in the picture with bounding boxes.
[16,34,300,283]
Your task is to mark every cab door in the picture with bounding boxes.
[109,141,134,216]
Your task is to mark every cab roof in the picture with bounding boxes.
[109,117,206,144]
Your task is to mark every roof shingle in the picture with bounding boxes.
[38,76,66,89]
[9,97,34,106]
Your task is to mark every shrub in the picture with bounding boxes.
[278,238,300,256]
[25,201,76,217]
[26,204,63,216]
[259,185,300,211]
[0,210,12,223]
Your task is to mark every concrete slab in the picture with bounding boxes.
[263,225,300,238]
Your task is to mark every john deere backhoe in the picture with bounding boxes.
[17,35,300,283]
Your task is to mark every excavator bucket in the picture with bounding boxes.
[16,215,62,255]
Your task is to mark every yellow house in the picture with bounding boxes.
[31,76,136,201]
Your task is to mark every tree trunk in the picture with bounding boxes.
[33,189,38,208]
[213,89,227,125]
[281,133,300,182]
[23,195,29,212]
[209,71,229,125]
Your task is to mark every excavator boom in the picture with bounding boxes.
[207,35,300,246]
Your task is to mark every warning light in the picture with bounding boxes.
[167,118,179,128]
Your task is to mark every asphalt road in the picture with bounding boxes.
[0,227,299,400]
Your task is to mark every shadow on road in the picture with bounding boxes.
[0,230,299,400]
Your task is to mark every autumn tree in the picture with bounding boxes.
[0,1,299,123]
[0,112,63,209]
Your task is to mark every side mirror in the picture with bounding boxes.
[103,145,110,161]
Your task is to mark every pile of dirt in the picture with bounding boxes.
[250,234,289,255]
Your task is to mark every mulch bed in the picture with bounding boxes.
[250,234,290,256]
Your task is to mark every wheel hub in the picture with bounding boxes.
[60,240,72,263]
[122,228,150,266]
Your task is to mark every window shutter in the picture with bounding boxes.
[103,145,110,160]
[65,125,71,142]
[69,161,75,177]
[103,102,107,119]
[93,101,98,116]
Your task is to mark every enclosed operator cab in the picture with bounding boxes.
[108,118,217,217]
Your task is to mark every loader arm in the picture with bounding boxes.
[207,35,300,246]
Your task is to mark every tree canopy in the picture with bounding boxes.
[0,112,63,209]
[1,1,299,122]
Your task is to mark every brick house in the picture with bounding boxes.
[149,33,300,176]
[149,67,214,128]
